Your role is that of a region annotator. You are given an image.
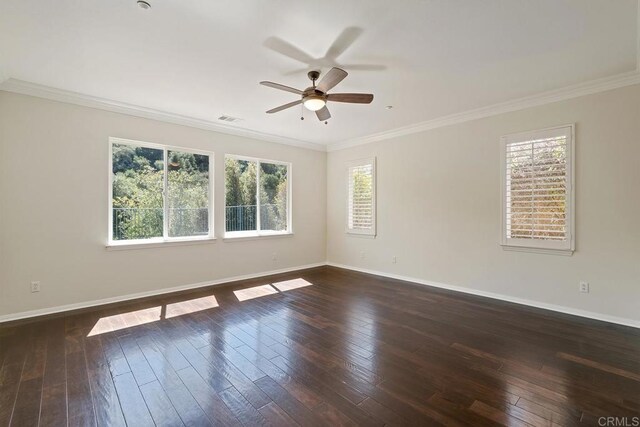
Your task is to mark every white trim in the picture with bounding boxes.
[326,263,640,329]
[0,79,326,152]
[2,71,640,155]
[223,232,294,242]
[3,261,639,328]
[0,262,326,323]
[500,245,573,256]
[2,71,640,154]
[327,71,640,152]
[106,237,217,251]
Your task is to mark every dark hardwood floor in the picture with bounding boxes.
[1,266,639,426]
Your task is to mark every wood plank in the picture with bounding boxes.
[175,366,239,426]
[140,380,185,427]
[112,372,155,427]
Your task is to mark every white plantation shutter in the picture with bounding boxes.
[501,126,574,253]
[347,158,376,236]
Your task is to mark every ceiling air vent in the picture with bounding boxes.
[218,115,242,123]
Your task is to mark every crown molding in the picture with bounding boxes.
[0,78,327,152]
[2,71,640,155]
[327,70,640,152]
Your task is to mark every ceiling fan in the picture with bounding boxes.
[260,67,374,122]
[264,27,386,76]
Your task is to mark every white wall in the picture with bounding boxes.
[327,84,640,325]
[2,85,639,326]
[0,91,326,318]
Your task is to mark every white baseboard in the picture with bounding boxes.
[327,262,640,329]
[3,261,638,329]
[0,262,326,323]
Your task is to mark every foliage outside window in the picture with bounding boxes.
[225,156,290,237]
[347,158,376,236]
[501,125,574,254]
[109,138,212,244]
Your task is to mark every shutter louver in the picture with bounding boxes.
[504,131,570,245]
[348,161,375,233]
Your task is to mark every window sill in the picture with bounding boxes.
[106,237,217,251]
[223,232,293,242]
[346,231,376,239]
[501,244,573,256]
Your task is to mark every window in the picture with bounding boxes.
[347,158,376,236]
[501,125,574,254]
[224,155,291,237]
[109,138,213,245]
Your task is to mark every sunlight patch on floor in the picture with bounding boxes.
[234,284,279,301]
[272,278,313,292]
[166,295,219,318]
[87,306,162,337]
[88,277,314,336]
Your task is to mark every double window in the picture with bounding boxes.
[224,156,291,237]
[108,138,213,245]
[501,125,574,254]
[108,140,293,246]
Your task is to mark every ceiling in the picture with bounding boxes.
[0,0,638,147]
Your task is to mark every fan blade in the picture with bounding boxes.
[263,37,315,65]
[340,63,387,71]
[316,106,331,121]
[327,93,374,104]
[317,67,348,93]
[325,27,363,60]
[266,100,302,114]
[260,81,303,95]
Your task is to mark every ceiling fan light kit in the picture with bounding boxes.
[260,67,374,122]
[303,96,326,111]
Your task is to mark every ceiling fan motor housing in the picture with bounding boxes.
[301,87,326,111]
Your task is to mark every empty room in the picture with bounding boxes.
[1,0,639,425]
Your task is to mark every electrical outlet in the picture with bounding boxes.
[31,281,41,293]
[392,256,397,264]
[271,252,277,261]
[360,251,365,259]
[579,281,589,293]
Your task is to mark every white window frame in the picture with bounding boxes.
[346,157,376,237]
[107,137,215,248]
[500,124,575,255]
[224,154,293,240]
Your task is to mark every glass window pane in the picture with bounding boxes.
[112,144,164,240]
[167,150,210,237]
[259,162,288,232]
[225,158,257,232]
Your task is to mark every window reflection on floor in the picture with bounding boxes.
[87,278,313,336]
